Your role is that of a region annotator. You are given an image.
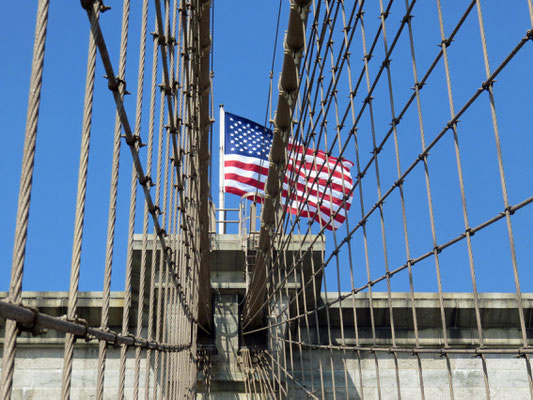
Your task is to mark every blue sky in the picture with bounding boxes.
[1,1,532,295]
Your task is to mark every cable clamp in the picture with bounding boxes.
[465,227,475,237]
[440,37,452,47]
[371,146,382,156]
[80,0,98,11]
[149,205,161,216]
[139,175,154,187]
[71,316,90,342]
[109,329,120,348]
[158,83,172,95]
[17,306,46,337]
[413,81,425,91]
[166,35,176,46]
[481,79,494,91]
[126,333,137,348]
[121,134,142,147]
[402,14,413,23]
[363,94,373,105]
[446,120,456,130]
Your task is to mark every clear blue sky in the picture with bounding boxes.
[1,1,532,294]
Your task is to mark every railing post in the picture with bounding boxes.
[238,202,242,236]
[250,201,256,233]
[209,201,216,234]
[219,104,226,235]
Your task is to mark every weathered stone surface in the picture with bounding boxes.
[3,275,532,399]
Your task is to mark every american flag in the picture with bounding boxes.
[223,112,354,231]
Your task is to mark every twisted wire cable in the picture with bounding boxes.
[0,0,50,397]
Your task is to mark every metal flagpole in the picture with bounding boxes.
[219,104,225,234]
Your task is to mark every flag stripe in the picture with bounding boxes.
[287,157,354,184]
[288,143,354,170]
[227,172,352,210]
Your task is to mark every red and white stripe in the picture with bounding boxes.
[224,144,353,231]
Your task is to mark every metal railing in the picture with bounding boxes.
[209,192,264,236]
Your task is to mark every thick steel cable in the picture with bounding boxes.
[375,1,415,396]
[118,0,152,382]
[156,2,172,396]
[144,32,164,399]
[475,2,532,396]
[167,1,180,395]
[325,4,365,395]
[475,0,529,349]
[81,0,199,328]
[258,152,533,335]
[254,0,411,317]
[172,29,187,396]
[132,0,151,390]
[402,0,450,395]
[149,0,209,333]
[433,5,492,398]
[524,7,533,400]
[264,350,318,399]
[133,0,152,394]
[252,23,533,328]
[0,300,191,350]
[0,0,50,397]
[60,4,99,399]
[246,193,533,337]
[259,0,414,302]
[94,0,131,396]
[241,349,253,397]
[85,0,201,392]
[2,1,531,397]
[118,164,137,399]
[174,8,193,393]
[158,159,175,399]
[0,0,212,398]
[273,335,533,355]
[255,0,337,313]
[153,100,172,400]
[339,1,377,396]
[377,0,402,351]
[168,179,180,398]
[80,3,208,394]
[257,353,278,397]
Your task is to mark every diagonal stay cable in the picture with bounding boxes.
[246,15,532,325]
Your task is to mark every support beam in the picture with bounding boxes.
[242,0,311,331]
[197,0,213,332]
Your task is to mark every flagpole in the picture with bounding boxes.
[219,104,226,234]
